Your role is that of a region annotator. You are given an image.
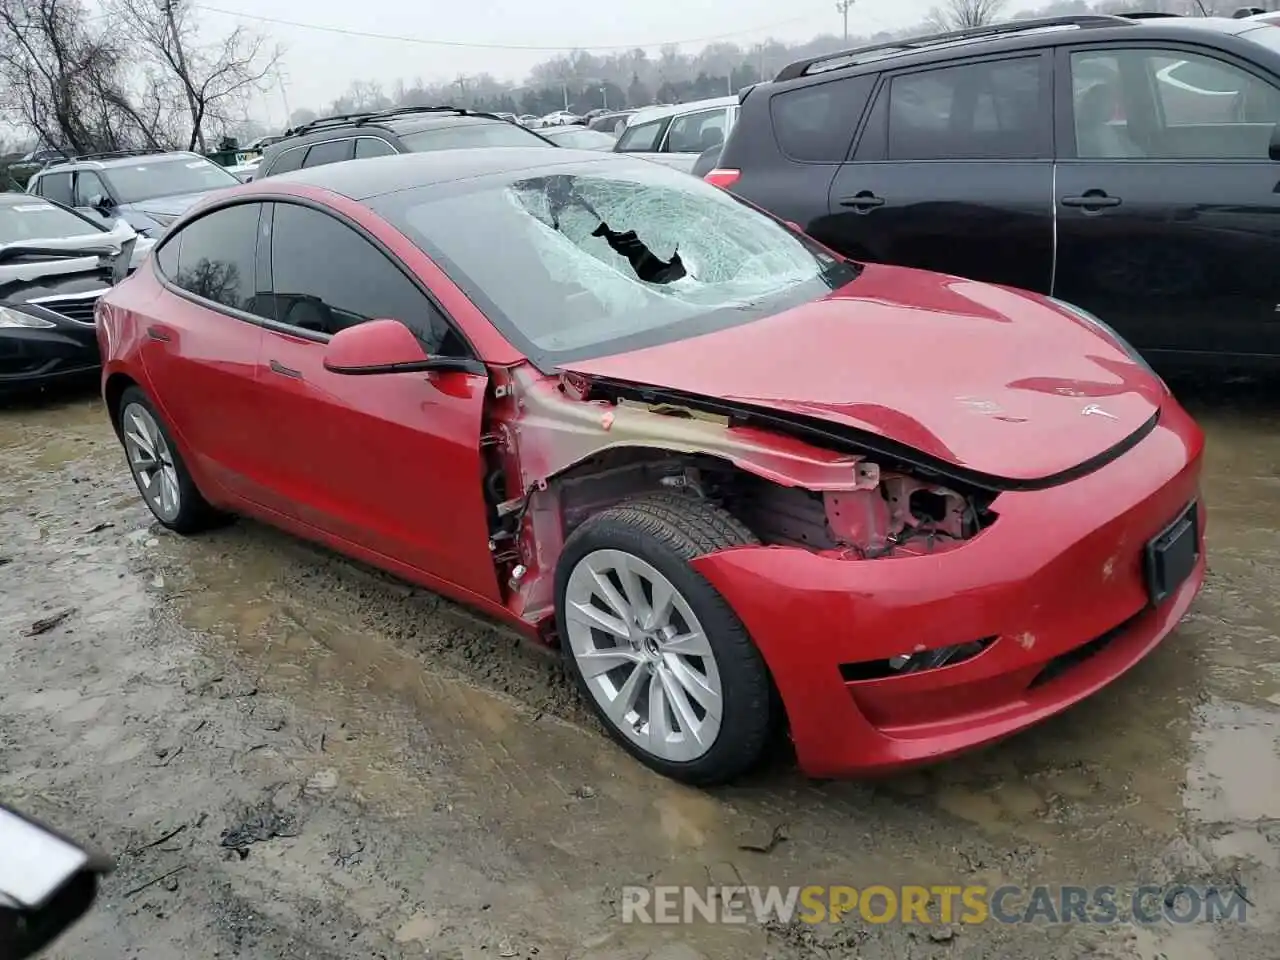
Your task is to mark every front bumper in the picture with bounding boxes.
[0,324,101,394]
[692,401,1206,778]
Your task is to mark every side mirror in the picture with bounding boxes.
[322,319,483,376]
[323,319,428,374]
[0,805,112,959]
[87,194,112,212]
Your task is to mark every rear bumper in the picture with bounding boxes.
[692,401,1206,778]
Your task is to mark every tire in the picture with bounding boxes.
[555,492,773,785]
[116,386,226,535]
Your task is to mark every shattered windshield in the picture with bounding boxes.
[375,162,854,364]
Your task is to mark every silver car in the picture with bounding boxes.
[612,96,739,173]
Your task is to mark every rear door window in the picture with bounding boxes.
[886,56,1047,160]
[303,139,354,168]
[771,75,877,161]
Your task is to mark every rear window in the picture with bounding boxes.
[770,75,876,161]
[398,120,549,152]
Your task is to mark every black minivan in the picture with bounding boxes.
[712,14,1280,370]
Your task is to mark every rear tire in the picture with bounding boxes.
[116,386,226,535]
[555,492,773,785]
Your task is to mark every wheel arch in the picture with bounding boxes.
[104,371,139,436]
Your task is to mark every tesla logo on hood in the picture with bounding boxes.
[1081,403,1119,420]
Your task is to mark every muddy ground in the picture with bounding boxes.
[1,376,1277,960]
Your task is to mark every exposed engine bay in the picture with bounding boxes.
[479,366,998,631]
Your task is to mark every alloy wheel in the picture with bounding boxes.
[121,402,181,523]
[563,548,723,762]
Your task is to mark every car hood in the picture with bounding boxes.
[559,263,1166,485]
[122,191,212,219]
[0,219,142,301]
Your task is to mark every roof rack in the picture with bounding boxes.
[284,111,379,136]
[775,14,1137,82]
[40,148,163,169]
[354,105,470,125]
[355,104,514,126]
[284,104,500,137]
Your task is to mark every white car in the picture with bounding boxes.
[612,96,739,174]
[538,111,582,127]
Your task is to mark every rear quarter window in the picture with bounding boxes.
[769,75,877,161]
[616,119,666,152]
[34,171,74,205]
[304,139,354,167]
[264,145,306,176]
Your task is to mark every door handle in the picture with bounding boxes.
[1061,192,1122,210]
[839,191,886,211]
[146,326,171,342]
[269,359,302,379]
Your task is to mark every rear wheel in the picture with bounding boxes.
[117,386,225,535]
[555,493,773,785]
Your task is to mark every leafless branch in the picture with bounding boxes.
[110,0,280,151]
[926,0,1009,31]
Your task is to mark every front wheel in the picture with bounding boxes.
[555,493,773,785]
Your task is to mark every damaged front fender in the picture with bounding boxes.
[502,365,879,494]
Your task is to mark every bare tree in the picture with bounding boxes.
[0,0,143,152]
[926,0,1009,31]
[111,0,280,151]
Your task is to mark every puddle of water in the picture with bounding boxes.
[1185,699,1280,826]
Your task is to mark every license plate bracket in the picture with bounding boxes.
[1144,502,1199,605]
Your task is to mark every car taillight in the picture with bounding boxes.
[704,168,740,189]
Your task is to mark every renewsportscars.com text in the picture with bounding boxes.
[620,884,1250,926]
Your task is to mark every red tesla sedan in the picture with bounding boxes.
[96,149,1205,785]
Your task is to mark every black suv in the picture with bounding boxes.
[711,14,1280,370]
[257,106,558,178]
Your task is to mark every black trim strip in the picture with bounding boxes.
[324,357,487,377]
[587,377,1160,493]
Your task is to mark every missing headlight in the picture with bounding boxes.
[839,638,996,682]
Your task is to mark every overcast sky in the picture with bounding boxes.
[198,0,941,121]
